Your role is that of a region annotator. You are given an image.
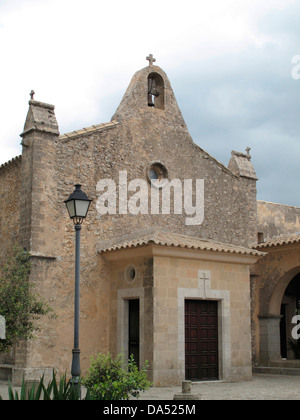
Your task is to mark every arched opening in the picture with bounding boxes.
[269,267,300,315]
[258,266,300,366]
[147,73,164,109]
[280,273,300,359]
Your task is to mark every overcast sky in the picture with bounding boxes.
[0,0,299,206]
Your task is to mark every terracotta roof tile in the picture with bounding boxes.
[98,229,265,257]
[0,155,22,171]
[256,232,300,249]
[59,120,120,141]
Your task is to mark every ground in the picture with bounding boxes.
[136,374,300,400]
[1,374,300,400]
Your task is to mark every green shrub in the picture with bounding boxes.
[83,353,152,400]
[0,246,54,352]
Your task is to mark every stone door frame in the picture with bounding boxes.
[178,270,231,381]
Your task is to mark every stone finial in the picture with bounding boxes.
[228,150,257,180]
[173,381,200,400]
[21,99,60,138]
[146,54,156,66]
[30,90,35,100]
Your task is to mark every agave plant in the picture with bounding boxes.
[0,377,44,401]
[0,371,86,400]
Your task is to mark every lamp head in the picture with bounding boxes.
[64,184,92,225]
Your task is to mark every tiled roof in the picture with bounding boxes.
[0,155,22,171]
[98,229,265,257]
[256,232,300,249]
[59,120,120,141]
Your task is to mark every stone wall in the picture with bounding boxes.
[0,157,21,365]
[257,201,300,241]
[152,254,253,385]
[0,157,21,264]
[57,119,257,251]
[108,256,154,379]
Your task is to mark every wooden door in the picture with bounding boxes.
[128,299,140,367]
[185,300,218,380]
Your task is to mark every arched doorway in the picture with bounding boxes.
[280,273,300,360]
[258,266,300,366]
[255,236,300,367]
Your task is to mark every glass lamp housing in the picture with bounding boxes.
[64,184,92,225]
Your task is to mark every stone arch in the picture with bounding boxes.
[269,266,300,316]
[258,265,300,365]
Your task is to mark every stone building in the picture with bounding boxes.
[253,202,300,371]
[0,56,299,385]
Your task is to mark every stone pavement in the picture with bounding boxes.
[137,374,300,400]
[1,374,300,400]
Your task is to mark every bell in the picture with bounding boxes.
[148,88,159,107]
[148,77,159,107]
[148,94,155,107]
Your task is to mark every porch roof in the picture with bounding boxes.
[256,232,300,249]
[98,229,265,257]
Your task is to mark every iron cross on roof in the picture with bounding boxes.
[146,54,156,66]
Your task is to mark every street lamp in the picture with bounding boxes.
[64,184,92,393]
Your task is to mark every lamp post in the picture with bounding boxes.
[64,184,92,393]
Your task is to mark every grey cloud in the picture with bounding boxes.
[171,40,300,206]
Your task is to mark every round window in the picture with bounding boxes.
[147,162,168,187]
[125,265,136,283]
[149,168,159,180]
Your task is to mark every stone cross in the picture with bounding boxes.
[146,54,156,66]
[0,316,6,340]
[30,90,35,100]
[245,147,251,157]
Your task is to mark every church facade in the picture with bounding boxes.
[0,57,299,386]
